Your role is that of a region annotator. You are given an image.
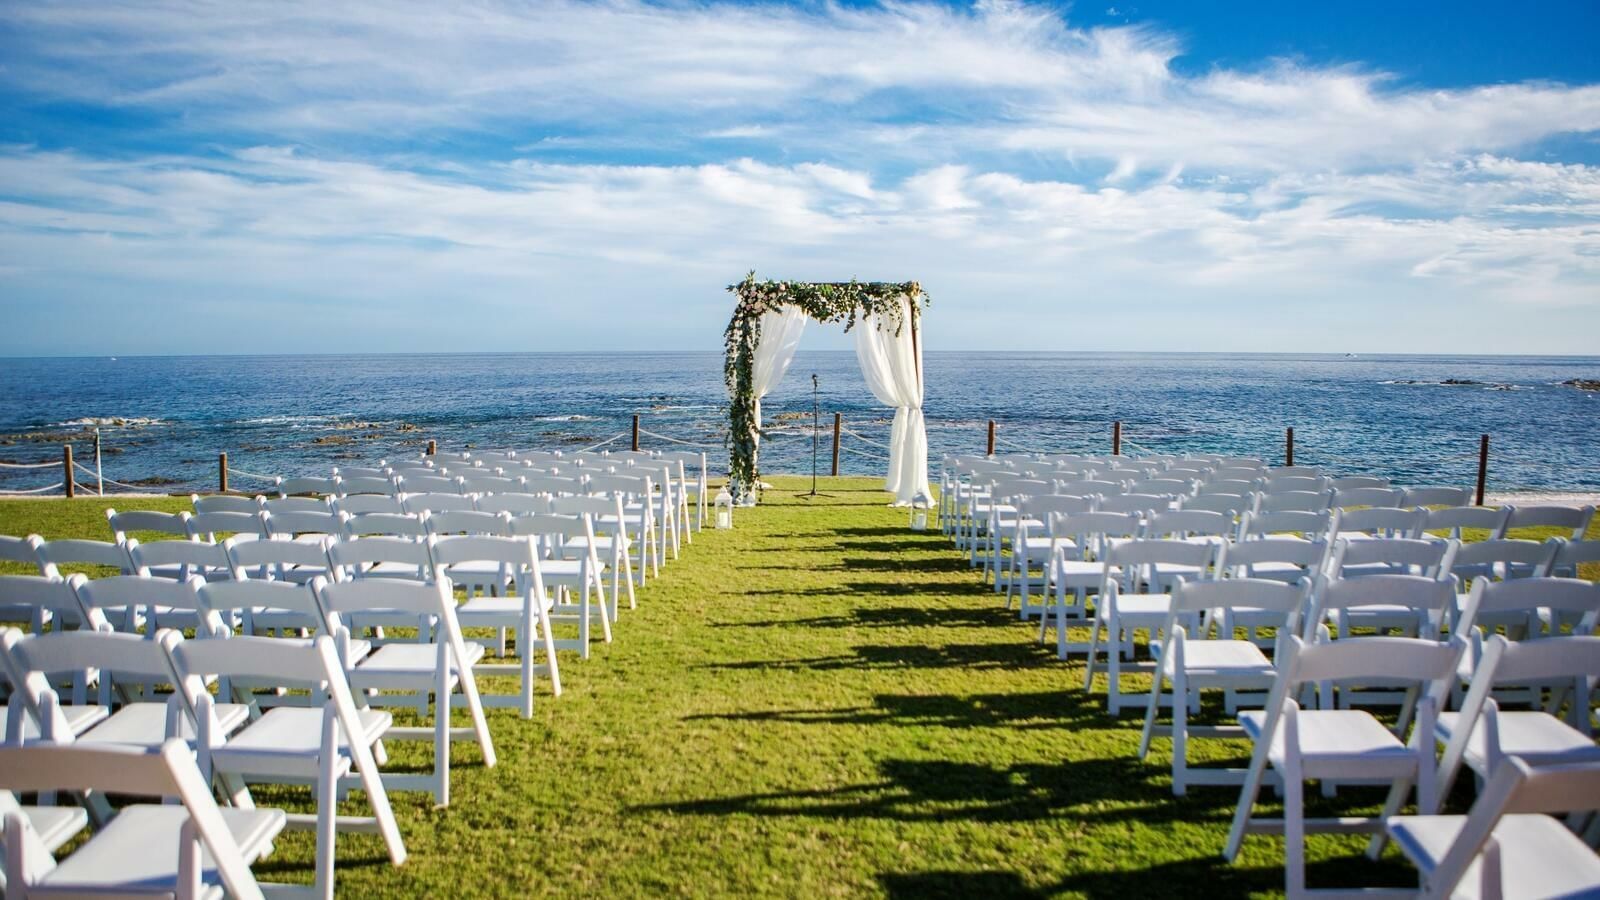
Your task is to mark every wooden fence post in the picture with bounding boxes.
[986,420,996,456]
[1112,421,1122,457]
[219,452,229,494]
[632,415,641,452]
[426,439,436,456]
[1286,427,1295,467]
[63,444,74,499]
[831,413,841,477]
[1476,434,1490,506]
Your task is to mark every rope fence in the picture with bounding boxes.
[71,461,162,495]
[637,428,724,450]
[0,483,65,495]
[0,460,60,470]
[226,467,282,482]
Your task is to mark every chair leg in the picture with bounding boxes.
[315,748,339,900]
[1283,753,1305,897]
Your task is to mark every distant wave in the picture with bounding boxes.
[533,415,600,422]
[1380,379,1519,390]
[237,415,345,427]
[53,416,166,427]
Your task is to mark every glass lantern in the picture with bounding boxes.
[909,490,932,531]
[714,488,734,529]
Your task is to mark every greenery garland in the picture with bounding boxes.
[723,272,928,502]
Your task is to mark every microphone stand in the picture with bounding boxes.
[801,372,829,499]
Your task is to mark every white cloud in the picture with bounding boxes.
[0,1,1596,352]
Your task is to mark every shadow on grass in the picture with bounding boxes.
[636,756,1180,824]
[878,855,1413,899]
[705,641,1055,671]
[686,690,1102,730]
[714,604,1007,628]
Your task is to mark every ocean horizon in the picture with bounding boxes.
[2,350,1596,494]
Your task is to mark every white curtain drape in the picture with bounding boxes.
[748,305,808,499]
[854,297,931,505]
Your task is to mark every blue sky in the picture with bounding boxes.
[1,0,1597,355]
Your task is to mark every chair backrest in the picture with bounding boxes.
[990,478,1052,502]
[225,536,331,576]
[198,579,324,628]
[276,475,337,497]
[1402,486,1473,508]
[261,496,329,515]
[186,510,267,543]
[1214,457,1265,470]
[1307,573,1456,639]
[1217,538,1329,578]
[425,510,512,537]
[1095,493,1173,516]
[399,474,463,494]
[401,492,477,515]
[333,465,389,478]
[1020,494,1094,520]
[338,511,426,539]
[1143,509,1233,539]
[1280,634,1464,689]
[1102,538,1216,593]
[507,513,593,551]
[1129,479,1195,497]
[1333,487,1405,509]
[1055,479,1124,497]
[522,475,586,496]
[0,534,41,565]
[0,739,267,900]
[34,538,134,577]
[1330,475,1390,491]
[1503,505,1596,540]
[191,494,262,514]
[1332,506,1426,539]
[105,509,191,542]
[315,579,468,657]
[459,474,525,494]
[77,575,208,630]
[1423,505,1510,540]
[1178,493,1246,515]
[331,494,405,516]
[1238,509,1331,541]
[585,473,651,497]
[547,494,623,520]
[262,509,341,539]
[326,537,433,580]
[476,492,553,516]
[1252,490,1333,513]
[1198,479,1261,496]
[1210,467,1265,482]
[0,574,104,628]
[129,539,231,580]
[428,536,547,599]
[1329,536,1454,576]
[336,475,400,497]
[1455,577,1600,637]
[1543,539,1600,576]
[1165,578,1308,642]
[1265,475,1330,494]
[5,626,188,715]
[1451,538,1559,579]
[1266,465,1323,479]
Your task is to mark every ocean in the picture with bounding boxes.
[0,352,1595,494]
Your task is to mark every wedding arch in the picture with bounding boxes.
[723,272,932,506]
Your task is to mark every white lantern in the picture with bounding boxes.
[714,488,734,529]
[909,490,932,531]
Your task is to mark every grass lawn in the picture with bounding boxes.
[1,478,1595,898]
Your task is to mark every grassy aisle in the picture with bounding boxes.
[3,480,1446,897]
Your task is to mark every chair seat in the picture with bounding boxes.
[0,704,111,740]
[1434,711,1600,771]
[78,702,251,747]
[1388,812,1600,900]
[1101,593,1173,621]
[211,706,392,778]
[1165,640,1274,679]
[353,642,485,681]
[23,805,89,851]
[360,561,428,579]
[29,805,287,900]
[1241,709,1414,771]
[459,594,553,619]
[539,558,602,585]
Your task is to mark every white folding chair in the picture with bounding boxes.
[193,494,263,514]
[1040,511,1141,660]
[1387,758,1600,900]
[549,494,637,612]
[1083,539,1218,714]
[0,739,285,900]
[507,514,612,652]
[262,497,330,515]
[1223,635,1467,896]
[315,576,495,806]
[1403,486,1474,509]
[1008,494,1095,614]
[429,535,562,717]
[1434,633,1600,802]
[276,475,338,498]
[174,634,406,899]
[1139,578,1309,795]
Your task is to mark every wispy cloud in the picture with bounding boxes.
[0,0,1596,353]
